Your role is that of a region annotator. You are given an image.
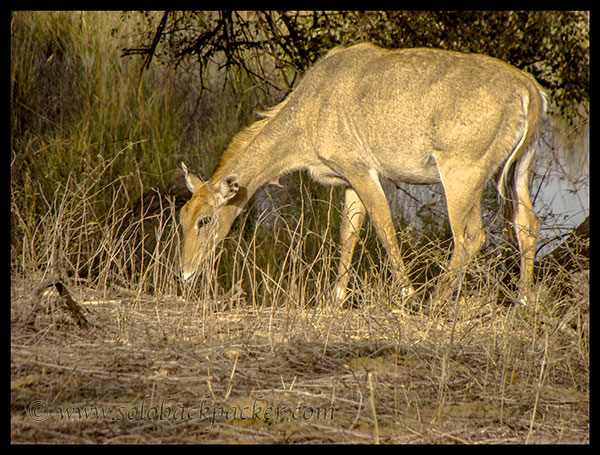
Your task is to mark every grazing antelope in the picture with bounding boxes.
[179,43,546,304]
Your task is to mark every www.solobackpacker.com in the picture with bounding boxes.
[27,396,335,430]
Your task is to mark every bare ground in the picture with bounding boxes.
[11,275,589,444]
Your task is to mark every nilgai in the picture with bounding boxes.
[179,43,546,304]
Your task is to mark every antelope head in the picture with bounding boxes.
[179,162,239,280]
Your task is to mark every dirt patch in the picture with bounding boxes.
[11,276,589,443]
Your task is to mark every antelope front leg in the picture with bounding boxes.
[333,187,367,304]
[344,169,415,301]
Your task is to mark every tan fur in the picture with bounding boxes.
[180,43,546,304]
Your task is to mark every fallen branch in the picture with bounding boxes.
[31,277,99,329]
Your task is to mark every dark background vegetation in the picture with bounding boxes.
[124,11,588,123]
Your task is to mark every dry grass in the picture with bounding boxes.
[10,165,589,443]
[11,267,588,443]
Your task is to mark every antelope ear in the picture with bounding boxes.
[219,174,239,202]
[181,162,203,193]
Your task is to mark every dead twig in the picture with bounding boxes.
[31,276,99,329]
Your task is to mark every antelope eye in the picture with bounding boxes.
[195,216,212,231]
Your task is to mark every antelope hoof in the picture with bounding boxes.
[400,285,415,300]
[332,285,348,305]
